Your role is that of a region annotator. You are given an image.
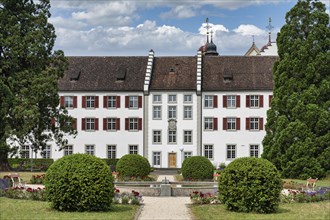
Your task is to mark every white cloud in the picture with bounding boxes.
[49,16,87,30]
[160,5,200,19]
[233,24,265,36]
[198,23,229,35]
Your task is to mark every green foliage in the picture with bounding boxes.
[219,157,282,213]
[102,158,119,171]
[262,0,330,178]
[8,158,53,171]
[0,0,75,170]
[116,154,150,178]
[182,156,214,180]
[45,154,114,211]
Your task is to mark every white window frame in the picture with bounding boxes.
[184,94,192,103]
[227,95,236,108]
[168,106,177,119]
[227,117,236,131]
[250,95,259,108]
[153,95,162,103]
[86,118,95,131]
[129,96,138,108]
[168,94,177,103]
[153,106,162,119]
[183,106,192,119]
[250,118,259,130]
[129,118,138,131]
[204,95,213,108]
[153,130,162,144]
[129,145,138,154]
[168,130,177,144]
[86,96,95,108]
[64,96,74,108]
[64,145,73,156]
[42,145,51,159]
[20,145,30,159]
[183,130,192,144]
[204,117,214,130]
[108,96,117,108]
[107,118,117,131]
[250,145,259,158]
[85,145,95,155]
[153,152,161,166]
[184,152,193,159]
[227,145,236,160]
[204,145,213,159]
[107,145,116,159]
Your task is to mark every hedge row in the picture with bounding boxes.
[102,158,119,171]
[8,158,54,171]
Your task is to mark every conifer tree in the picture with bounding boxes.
[262,0,330,178]
[0,0,75,170]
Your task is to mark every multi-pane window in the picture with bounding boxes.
[227,95,236,108]
[153,152,161,166]
[153,106,161,119]
[184,95,192,103]
[204,95,213,108]
[42,145,51,159]
[129,96,138,108]
[129,145,138,154]
[86,96,95,108]
[153,130,162,144]
[168,106,177,119]
[86,118,95,131]
[168,95,177,103]
[85,145,94,155]
[107,145,116,159]
[204,145,213,159]
[107,118,116,131]
[107,96,117,108]
[227,118,236,130]
[183,130,192,144]
[184,152,192,159]
[204,118,214,130]
[21,145,30,158]
[129,118,138,131]
[64,96,73,108]
[168,131,177,144]
[227,145,236,159]
[250,145,259,158]
[153,95,162,103]
[250,95,259,107]
[64,145,73,156]
[250,118,259,130]
[183,106,192,119]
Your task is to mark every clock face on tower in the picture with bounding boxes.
[168,119,177,131]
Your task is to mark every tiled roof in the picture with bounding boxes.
[58,56,148,91]
[150,57,197,90]
[202,56,277,91]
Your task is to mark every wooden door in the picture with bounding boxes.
[168,153,176,168]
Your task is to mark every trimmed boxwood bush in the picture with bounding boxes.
[45,154,114,211]
[182,156,214,180]
[116,154,150,178]
[219,157,282,213]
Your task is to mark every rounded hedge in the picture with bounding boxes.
[116,154,151,178]
[182,156,214,180]
[45,154,114,211]
[218,157,282,213]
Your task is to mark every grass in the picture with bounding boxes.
[0,171,46,184]
[190,201,330,220]
[283,177,330,188]
[0,197,139,220]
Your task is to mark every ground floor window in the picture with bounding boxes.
[64,145,73,156]
[20,145,30,158]
[85,145,94,155]
[129,145,138,154]
[153,152,161,166]
[227,145,236,159]
[204,145,213,159]
[184,152,192,159]
[107,145,116,159]
[250,145,259,158]
[42,145,51,159]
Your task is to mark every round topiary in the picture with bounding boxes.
[219,157,282,213]
[116,154,151,178]
[45,154,114,211]
[182,156,214,180]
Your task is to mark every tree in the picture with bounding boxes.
[262,0,330,179]
[0,0,75,170]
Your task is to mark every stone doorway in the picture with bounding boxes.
[168,153,176,168]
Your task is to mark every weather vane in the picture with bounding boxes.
[204,18,212,43]
[266,17,274,43]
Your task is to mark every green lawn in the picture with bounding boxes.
[190,201,330,220]
[0,197,139,220]
[283,178,330,188]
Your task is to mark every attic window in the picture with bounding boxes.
[70,70,81,81]
[116,68,127,81]
[169,68,175,74]
[224,72,233,81]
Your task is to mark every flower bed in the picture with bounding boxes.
[281,187,330,203]
[1,187,46,201]
[113,188,143,205]
[190,191,220,204]
[30,174,45,184]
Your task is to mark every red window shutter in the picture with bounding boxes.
[138,118,142,130]
[125,96,129,108]
[95,96,99,108]
[60,96,65,107]
[103,118,107,130]
[269,95,273,107]
[73,96,77,108]
[213,95,218,108]
[116,96,121,108]
[95,118,99,130]
[73,118,77,130]
[103,96,108,108]
[125,118,129,130]
[116,118,120,130]
[236,118,240,130]
[246,95,250,107]
[246,118,250,130]
[82,118,86,130]
[213,117,218,130]
[82,96,86,108]
[138,96,142,108]
[259,95,264,108]
[259,118,264,130]
[223,118,227,130]
[236,95,240,108]
[223,96,227,108]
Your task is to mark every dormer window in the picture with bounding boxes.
[116,68,127,81]
[169,68,175,74]
[224,72,233,81]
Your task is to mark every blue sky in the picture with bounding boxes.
[49,0,329,56]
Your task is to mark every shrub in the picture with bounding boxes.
[182,156,214,181]
[219,157,282,213]
[116,154,150,178]
[102,158,119,171]
[8,158,53,171]
[45,154,114,211]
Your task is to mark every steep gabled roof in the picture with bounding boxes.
[150,57,197,90]
[58,56,148,91]
[203,56,277,91]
